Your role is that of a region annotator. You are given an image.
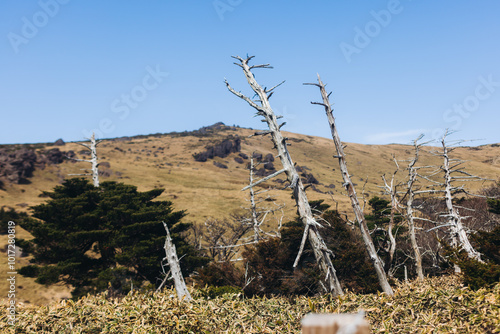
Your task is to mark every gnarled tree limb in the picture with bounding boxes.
[227,56,343,296]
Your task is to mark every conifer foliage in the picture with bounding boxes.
[198,200,380,296]
[0,207,30,235]
[18,178,207,298]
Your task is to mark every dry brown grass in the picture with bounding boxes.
[2,128,499,222]
[0,276,498,333]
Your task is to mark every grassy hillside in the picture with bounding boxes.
[2,125,500,222]
[1,124,500,304]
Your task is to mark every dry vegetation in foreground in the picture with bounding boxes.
[1,276,498,333]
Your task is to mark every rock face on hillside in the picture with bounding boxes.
[193,136,241,162]
[0,148,37,184]
[197,122,226,134]
[0,147,75,185]
[45,148,65,164]
[54,139,65,146]
[165,122,240,139]
[296,165,319,185]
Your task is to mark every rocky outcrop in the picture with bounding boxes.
[193,136,241,162]
[213,161,228,169]
[252,152,262,162]
[263,162,275,171]
[0,148,37,184]
[45,148,65,164]
[264,153,274,162]
[54,138,65,146]
[296,165,319,185]
[0,147,76,185]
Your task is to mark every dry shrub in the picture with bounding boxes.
[1,275,498,333]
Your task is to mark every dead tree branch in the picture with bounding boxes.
[403,136,427,281]
[434,131,485,264]
[226,56,343,296]
[159,222,192,301]
[306,74,393,295]
[68,132,101,187]
[380,156,402,276]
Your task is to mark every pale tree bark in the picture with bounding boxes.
[414,131,488,271]
[206,156,284,261]
[306,74,393,296]
[204,218,251,262]
[158,222,192,301]
[245,155,284,242]
[249,156,261,242]
[404,138,425,281]
[439,133,483,264]
[69,132,101,187]
[89,133,100,187]
[380,157,400,276]
[226,56,343,296]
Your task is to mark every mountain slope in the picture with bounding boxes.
[2,124,500,223]
[1,123,500,304]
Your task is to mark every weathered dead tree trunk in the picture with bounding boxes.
[380,157,400,276]
[226,56,343,296]
[249,156,261,242]
[204,218,251,262]
[158,222,192,301]
[89,133,99,187]
[439,134,483,264]
[405,138,425,281]
[417,131,488,271]
[206,157,284,261]
[69,132,101,187]
[244,156,284,242]
[306,74,393,296]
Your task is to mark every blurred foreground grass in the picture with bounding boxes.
[1,275,498,333]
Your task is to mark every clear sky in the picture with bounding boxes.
[1,1,499,145]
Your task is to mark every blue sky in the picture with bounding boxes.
[1,1,499,145]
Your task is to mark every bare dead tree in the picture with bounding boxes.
[157,222,192,301]
[462,191,500,233]
[249,155,262,242]
[306,74,393,295]
[429,131,486,264]
[186,223,204,251]
[242,155,285,242]
[225,56,343,296]
[395,135,447,280]
[68,132,101,187]
[204,218,251,262]
[402,136,427,281]
[379,156,402,276]
[202,156,284,266]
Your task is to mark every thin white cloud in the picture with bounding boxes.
[365,129,428,145]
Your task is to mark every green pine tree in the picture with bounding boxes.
[365,196,391,229]
[18,178,208,298]
[0,207,31,235]
[487,198,500,215]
